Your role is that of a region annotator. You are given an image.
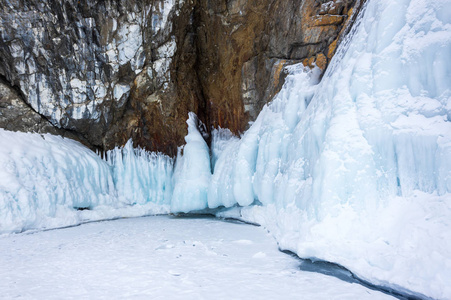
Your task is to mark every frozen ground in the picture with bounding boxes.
[0,216,393,300]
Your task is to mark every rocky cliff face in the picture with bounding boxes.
[0,0,364,155]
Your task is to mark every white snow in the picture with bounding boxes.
[117,23,143,66]
[156,38,177,59]
[152,57,171,80]
[151,37,177,83]
[113,83,131,101]
[0,216,394,300]
[70,78,88,104]
[94,80,107,99]
[152,0,176,35]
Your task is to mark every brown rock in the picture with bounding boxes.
[315,53,328,70]
[311,15,346,27]
[328,39,339,59]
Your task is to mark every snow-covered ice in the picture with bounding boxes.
[0,216,394,299]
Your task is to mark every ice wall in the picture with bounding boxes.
[205,0,451,298]
[0,130,172,234]
[106,140,173,206]
[0,129,116,233]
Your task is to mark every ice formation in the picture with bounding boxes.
[106,140,173,206]
[0,0,450,298]
[208,0,451,298]
[0,130,115,233]
[171,113,211,213]
[0,131,172,234]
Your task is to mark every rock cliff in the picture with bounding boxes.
[0,0,364,155]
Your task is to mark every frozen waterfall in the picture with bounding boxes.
[206,0,451,298]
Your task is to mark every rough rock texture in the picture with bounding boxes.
[0,76,93,145]
[197,0,364,127]
[0,0,364,155]
[0,0,183,153]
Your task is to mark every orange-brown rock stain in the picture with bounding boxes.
[105,0,365,156]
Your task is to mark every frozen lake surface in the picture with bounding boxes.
[0,216,394,299]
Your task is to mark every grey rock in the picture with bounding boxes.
[0,0,182,148]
